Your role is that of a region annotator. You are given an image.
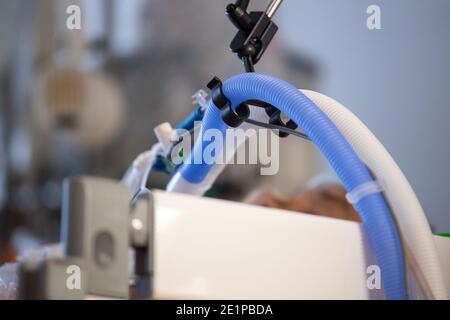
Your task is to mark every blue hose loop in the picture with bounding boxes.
[178,73,406,299]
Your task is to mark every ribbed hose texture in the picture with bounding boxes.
[179,73,406,299]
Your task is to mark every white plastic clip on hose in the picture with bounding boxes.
[346,181,384,205]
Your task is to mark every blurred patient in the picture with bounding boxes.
[248,183,360,222]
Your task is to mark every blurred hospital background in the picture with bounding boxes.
[0,0,449,264]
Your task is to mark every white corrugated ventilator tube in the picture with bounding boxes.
[166,89,447,300]
[301,90,447,300]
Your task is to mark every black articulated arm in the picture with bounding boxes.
[206,0,308,140]
[226,0,283,72]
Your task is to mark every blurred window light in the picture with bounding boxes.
[8,129,31,176]
[111,0,146,57]
[81,0,146,59]
[82,0,106,42]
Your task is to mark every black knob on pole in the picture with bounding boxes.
[226,3,254,34]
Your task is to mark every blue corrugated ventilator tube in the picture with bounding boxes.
[176,72,407,300]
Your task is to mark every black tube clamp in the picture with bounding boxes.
[269,110,298,138]
[206,77,250,128]
[250,100,299,138]
[207,77,299,138]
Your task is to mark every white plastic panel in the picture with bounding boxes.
[152,190,379,299]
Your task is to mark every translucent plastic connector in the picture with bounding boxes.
[192,89,209,111]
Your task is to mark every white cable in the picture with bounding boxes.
[302,90,447,300]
